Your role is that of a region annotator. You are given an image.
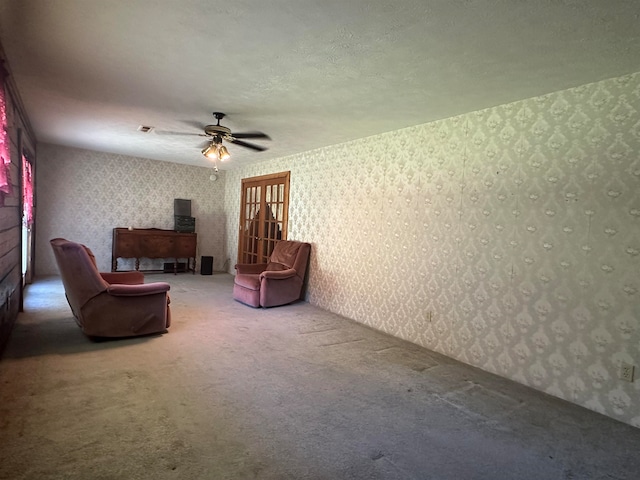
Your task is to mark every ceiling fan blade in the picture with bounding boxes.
[232,132,271,140]
[229,138,268,152]
[155,130,206,137]
[182,120,207,130]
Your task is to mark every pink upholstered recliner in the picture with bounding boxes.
[233,240,311,308]
[50,238,171,337]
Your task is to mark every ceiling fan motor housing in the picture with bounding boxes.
[204,124,232,138]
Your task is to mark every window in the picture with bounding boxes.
[22,153,33,227]
[0,71,11,205]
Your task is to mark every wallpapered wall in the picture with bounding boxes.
[224,73,640,427]
[36,145,226,275]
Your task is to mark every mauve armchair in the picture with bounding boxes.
[50,238,171,338]
[233,240,311,308]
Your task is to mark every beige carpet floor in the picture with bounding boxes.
[1,273,639,480]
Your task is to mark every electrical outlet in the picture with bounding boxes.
[620,362,635,382]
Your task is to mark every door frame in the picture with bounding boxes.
[238,171,290,264]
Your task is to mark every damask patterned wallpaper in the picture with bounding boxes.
[33,73,639,427]
[36,145,226,275]
[224,73,640,427]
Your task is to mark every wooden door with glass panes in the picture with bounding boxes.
[238,171,290,264]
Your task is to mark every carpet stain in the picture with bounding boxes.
[371,451,385,461]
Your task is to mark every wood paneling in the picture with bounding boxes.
[0,41,37,355]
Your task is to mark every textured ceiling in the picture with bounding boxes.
[1,0,639,170]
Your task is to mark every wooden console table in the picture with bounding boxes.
[112,228,196,274]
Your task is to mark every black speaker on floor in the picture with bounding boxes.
[201,256,213,275]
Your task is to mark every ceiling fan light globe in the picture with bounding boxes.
[202,144,218,159]
[219,145,230,161]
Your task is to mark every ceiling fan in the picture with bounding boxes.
[159,112,271,163]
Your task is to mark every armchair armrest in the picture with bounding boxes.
[235,263,268,274]
[100,271,144,285]
[107,282,170,297]
[260,268,297,280]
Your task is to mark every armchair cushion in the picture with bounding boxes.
[265,262,288,272]
[269,241,303,268]
[100,271,145,285]
[235,263,268,275]
[233,273,262,291]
